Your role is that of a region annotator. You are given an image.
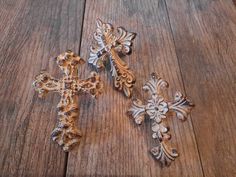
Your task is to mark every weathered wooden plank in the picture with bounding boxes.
[66,0,203,176]
[165,0,236,176]
[0,0,85,176]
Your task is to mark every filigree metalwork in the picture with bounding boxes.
[88,19,136,97]
[33,50,103,151]
[128,73,194,166]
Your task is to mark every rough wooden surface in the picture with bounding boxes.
[165,0,236,176]
[0,0,235,177]
[0,0,85,176]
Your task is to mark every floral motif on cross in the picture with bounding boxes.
[129,73,194,166]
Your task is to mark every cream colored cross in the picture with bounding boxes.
[89,19,136,97]
[129,73,194,166]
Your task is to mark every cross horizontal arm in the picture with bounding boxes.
[168,92,194,121]
[77,72,103,98]
[128,98,146,124]
[33,71,60,97]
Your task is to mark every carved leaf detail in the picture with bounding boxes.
[111,52,136,97]
[128,98,146,124]
[168,92,194,120]
[115,27,136,54]
[95,18,114,37]
[143,73,169,95]
[151,143,178,166]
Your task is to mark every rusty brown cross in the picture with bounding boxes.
[88,19,136,97]
[129,73,194,166]
[33,50,103,151]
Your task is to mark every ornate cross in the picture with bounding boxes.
[88,19,136,97]
[33,50,103,151]
[129,73,194,166]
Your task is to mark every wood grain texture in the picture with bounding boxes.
[0,0,85,176]
[165,0,236,176]
[66,0,203,176]
[1,0,235,176]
